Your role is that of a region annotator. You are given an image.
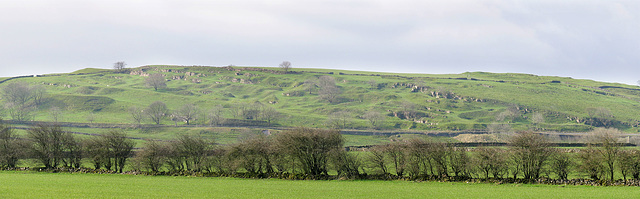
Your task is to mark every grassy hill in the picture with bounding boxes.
[2,65,640,135]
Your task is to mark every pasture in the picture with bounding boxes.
[0,171,637,198]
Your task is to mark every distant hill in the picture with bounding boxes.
[2,65,639,133]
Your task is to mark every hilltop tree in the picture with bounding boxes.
[145,73,167,91]
[279,61,291,74]
[146,101,169,125]
[113,61,127,72]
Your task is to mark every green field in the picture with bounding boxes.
[0,171,637,199]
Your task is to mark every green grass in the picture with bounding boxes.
[3,65,640,136]
[0,171,638,199]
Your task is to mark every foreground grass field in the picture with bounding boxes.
[1,171,638,199]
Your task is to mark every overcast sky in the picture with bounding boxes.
[1,0,638,85]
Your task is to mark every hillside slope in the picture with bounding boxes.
[2,65,639,133]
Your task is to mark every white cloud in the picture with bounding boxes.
[0,0,638,85]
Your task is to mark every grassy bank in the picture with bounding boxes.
[0,171,638,198]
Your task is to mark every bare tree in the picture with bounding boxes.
[509,131,552,180]
[31,85,46,106]
[104,130,135,173]
[331,149,362,178]
[3,82,35,106]
[382,142,408,177]
[405,139,431,177]
[449,146,471,177]
[276,127,343,176]
[586,107,614,127]
[549,149,572,180]
[327,111,353,129]
[175,104,199,125]
[367,79,377,89]
[317,76,341,103]
[145,73,167,91]
[6,104,35,121]
[207,105,226,126]
[128,106,145,124]
[303,78,317,94]
[279,61,291,74]
[586,127,622,181]
[496,106,520,122]
[228,135,276,175]
[474,147,508,179]
[617,149,639,180]
[232,102,262,120]
[86,112,96,123]
[367,146,388,175]
[172,134,213,171]
[27,124,69,169]
[488,123,512,133]
[84,137,110,170]
[399,101,418,120]
[260,106,281,125]
[426,142,450,177]
[146,101,169,125]
[363,111,385,129]
[0,120,27,168]
[113,61,127,71]
[2,82,44,121]
[61,132,82,168]
[49,107,63,123]
[136,140,168,172]
[531,112,545,125]
[578,148,604,180]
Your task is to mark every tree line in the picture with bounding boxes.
[2,120,640,182]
